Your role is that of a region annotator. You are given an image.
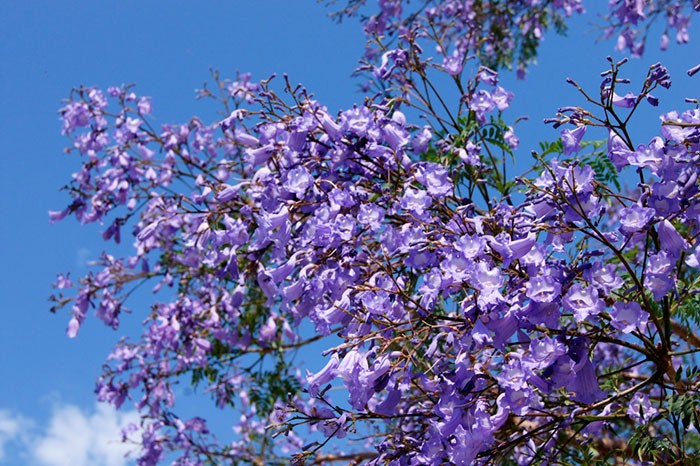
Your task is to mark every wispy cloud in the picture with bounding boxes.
[0,403,138,466]
[76,247,91,268]
[0,410,32,461]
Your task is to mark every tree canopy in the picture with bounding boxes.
[51,1,700,464]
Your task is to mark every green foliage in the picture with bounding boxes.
[538,139,564,158]
[627,391,700,465]
[629,426,676,464]
[674,284,700,329]
[580,140,621,191]
[249,359,301,417]
[558,439,622,466]
[533,139,621,192]
[478,116,517,196]
[667,392,700,435]
[483,116,515,158]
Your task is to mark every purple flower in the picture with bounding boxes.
[629,137,664,173]
[471,262,503,293]
[612,91,637,108]
[627,393,658,424]
[373,389,401,416]
[314,291,351,334]
[647,250,673,275]
[585,262,623,294]
[485,232,536,267]
[400,186,432,216]
[564,193,602,223]
[137,97,152,115]
[484,309,519,348]
[442,50,464,76]
[526,275,561,303]
[441,253,472,283]
[562,164,595,195]
[618,204,655,233]
[337,349,375,409]
[523,336,567,371]
[504,127,519,149]
[610,301,648,334]
[414,162,453,197]
[320,112,345,141]
[469,90,496,122]
[246,144,275,166]
[644,92,659,106]
[644,253,675,300]
[497,356,527,391]
[259,316,277,343]
[526,301,561,328]
[497,388,536,417]
[607,130,634,170]
[477,66,499,85]
[48,208,69,223]
[565,337,607,404]
[686,245,700,268]
[374,49,407,80]
[412,126,432,153]
[456,141,482,165]
[360,352,393,392]
[454,234,485,259]
[563,284,604,323]
[215,183,242,203]
[492,86,514,111]
[382,120,409,149]
[328,188,355,212]
[357,204,384,231]
[448,424,488,465]
[361,290,391,315]
[285,166,313,198]
[660,109,700,143]
[648,63,672,89]
[67,315,81,338]
[307,354,339,397]
[228,72,259,103]
[561,125,586,156]
[657,219,688,258]
[569,357,606,404]
[61,101,91,134]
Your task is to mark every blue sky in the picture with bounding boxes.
[0,1,696,464]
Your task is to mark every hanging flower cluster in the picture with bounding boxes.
[50,2,700,465]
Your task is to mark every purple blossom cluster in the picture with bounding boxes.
[331,0,585,77]
[329,0,694,85]
[606,0,696,56]
[50,2,700,465]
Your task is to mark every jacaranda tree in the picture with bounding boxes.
[50,1,700,464]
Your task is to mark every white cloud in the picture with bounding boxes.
[32,403,139,466]
[0,403,138,466]
[0,410,31,461]
[76,247,91,268]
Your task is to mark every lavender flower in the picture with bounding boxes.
[619,204,655,233]
[563,284,604,322]
[627,393,658,424]
[610,301,649,334]
[561,125,586,156]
